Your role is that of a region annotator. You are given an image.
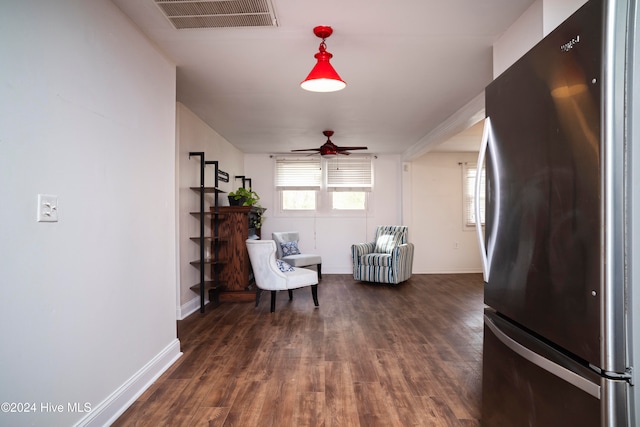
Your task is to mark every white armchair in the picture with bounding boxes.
[272,231,322,279]
[246,239,319,312]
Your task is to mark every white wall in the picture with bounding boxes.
[543,0,589,36]
[176,103,245,317]
[0,1,180,426]
[408,152,484,274]
[493,0,544,78]
[493,0,588,77]
[244,154,403,273]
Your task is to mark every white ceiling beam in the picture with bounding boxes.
[402,91,485,161]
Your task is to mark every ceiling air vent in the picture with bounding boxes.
[155,0,278,29]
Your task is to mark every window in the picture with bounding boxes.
[332,192,366,210]
[326,157,373,191]
[464,162,485,228]
[274,155,373,212]
[282,190,316,210]
[326,156,372,211]
[275,157,321,210]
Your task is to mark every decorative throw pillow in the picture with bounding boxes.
[280,241,301,257]
[276,259,295,272]
[374,233,402,254]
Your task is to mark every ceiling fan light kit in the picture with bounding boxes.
[300,26,346,93]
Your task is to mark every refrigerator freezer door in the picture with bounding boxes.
[484,0,603,365]
[483,311,602,426]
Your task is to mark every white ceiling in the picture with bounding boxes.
[112,0,534,157]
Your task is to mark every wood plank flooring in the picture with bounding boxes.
[113,273,484,427]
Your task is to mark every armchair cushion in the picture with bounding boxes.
[276,259,294,272]
[280,241,301,256]
[361,253,392,267]
[374,232,402,254]
[282,253,322,267]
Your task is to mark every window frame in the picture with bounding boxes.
[462,162,486,230]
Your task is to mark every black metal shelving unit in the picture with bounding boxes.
[188,152,225,313]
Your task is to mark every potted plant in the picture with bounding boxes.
[228,187,260,206]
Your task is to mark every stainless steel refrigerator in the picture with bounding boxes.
[476,0,640,425]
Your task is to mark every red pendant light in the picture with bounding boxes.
[300,26,346,93]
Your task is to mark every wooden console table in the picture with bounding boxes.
[216,206,261,302]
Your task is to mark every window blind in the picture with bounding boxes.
[326,156,373,192]
[275,157,322,190]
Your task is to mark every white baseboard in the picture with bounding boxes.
[413,269,483,275]
[74,339,182,427]
[177,294,209,320]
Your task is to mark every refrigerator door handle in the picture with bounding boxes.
[475,117,490,282]
[485,314,601,399]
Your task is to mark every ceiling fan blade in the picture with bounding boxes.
[291,148,322,152]
[291,131,368,155]
[336,146,368,151]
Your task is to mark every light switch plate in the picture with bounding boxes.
[37,194,58,222]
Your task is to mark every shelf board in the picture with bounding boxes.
[189,237,226,243]
[190,186,226,194]
[190,281,224,293]
[189,213,228,221]
[190,258,228,266]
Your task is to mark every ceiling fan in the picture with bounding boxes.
[291,130,368,156]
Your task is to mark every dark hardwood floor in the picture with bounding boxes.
[113,273,484,427]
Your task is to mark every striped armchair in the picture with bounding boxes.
[351,225,414,284]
